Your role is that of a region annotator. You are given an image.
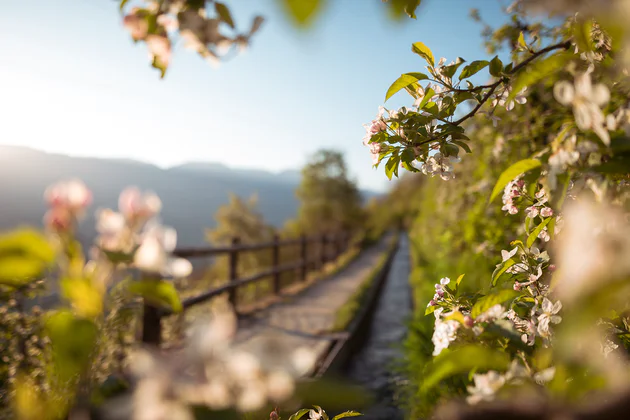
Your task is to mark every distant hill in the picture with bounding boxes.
[0,146,378,248]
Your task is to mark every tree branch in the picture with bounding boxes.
[451,40,572,127]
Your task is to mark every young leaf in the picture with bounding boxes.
[471,289,520,318]
[0,228,55,287]
[456,274,465,287]
[425,305,436,316]
[417,87,435,110]
[517,31,527,49]
[215,2,235,28]
[332,412,362,420]
[459,60,489,80]
[289,409,310,420]
[451,140,471,153]
[489,55,504,77]
[281,0,323,26]
[420,345,511,393]
[128,279,183,312]
[385,155,400,180]
[385,73,428,101]
[492,259,515,286]
[526,217,553,248]
[411,41,435,67]
[46,311,98,383]
[489,159,542,203]
[509,52,572,100]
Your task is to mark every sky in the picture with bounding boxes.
[0,0,511,191]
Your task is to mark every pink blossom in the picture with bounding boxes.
[118,187,162,226]
[525,206,539,218]
[44,179,92,213]
[540,207,554,218]
[123,13,149,41]
[43,208,72,233]
[146,35,172,66]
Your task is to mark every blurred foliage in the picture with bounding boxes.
[295,150,365,235]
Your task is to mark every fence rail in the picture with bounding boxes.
[142,231,356,345]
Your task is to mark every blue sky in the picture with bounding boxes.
[0,0,510,191]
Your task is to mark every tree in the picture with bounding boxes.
[206,194,275,281]
[295,150,364,234]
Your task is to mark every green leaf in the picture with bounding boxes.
[459,60,489,80]
[119,0,130,12]
[411,41,434,67]
[517,32,527,49]
[314,406,329,420]
[215,2,235,28]
[509,52,572,100]
[489,55,503,77]
[489,159,542,203]
[471,289,520,318]
[332,411,362,420]
[46,310,98,383]
[491,259,515,286]
[289,409,310,420]
[420,345,511,393]
[0,228,55,287]
[385,73,428,101]
[400,148,416,165]
[425,305,436,316]
[451,140,471,153]
[60,278,103,318]
[416,87,435,110]
[387,0,422,19]
[128,279,182,312]
[280,0,323,26]
[456,274,465,287]
[526,217,552,248]
[441,57,466,79]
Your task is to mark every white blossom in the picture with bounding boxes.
[466,371,505,405]
[553,71,611,145]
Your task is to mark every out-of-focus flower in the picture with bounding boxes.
[118,187,162,227]
[553,198,630,304]
[43,179,92,232]
[432,309,459,355]
[466,371,505,405]
[502,176,525,214]
[146,35,172,66]
[123,13,149,41]
[537,297,562,338]
[554,71,611,145]
[134,222,192,278]
[475,304,507,323]
[44,179,92,214]
[493,86,528,111]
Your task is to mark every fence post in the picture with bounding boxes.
[320,233,327,268]
[228,237,240,310]
[272,234,281,294]
[142,303,161,346]
[333,232,341,259]
[300,234,308,282]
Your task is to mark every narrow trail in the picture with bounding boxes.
[345,234,412,420]
[231,235,394,367]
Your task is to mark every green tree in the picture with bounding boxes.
[205,194,275,282]
[295,150,364,234]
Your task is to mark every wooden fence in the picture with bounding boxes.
[141,231,356,345]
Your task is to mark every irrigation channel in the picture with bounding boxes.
[344,234,412,420]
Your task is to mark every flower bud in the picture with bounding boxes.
[463,315,474,328]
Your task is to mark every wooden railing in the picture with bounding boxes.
[141,231,356,345]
